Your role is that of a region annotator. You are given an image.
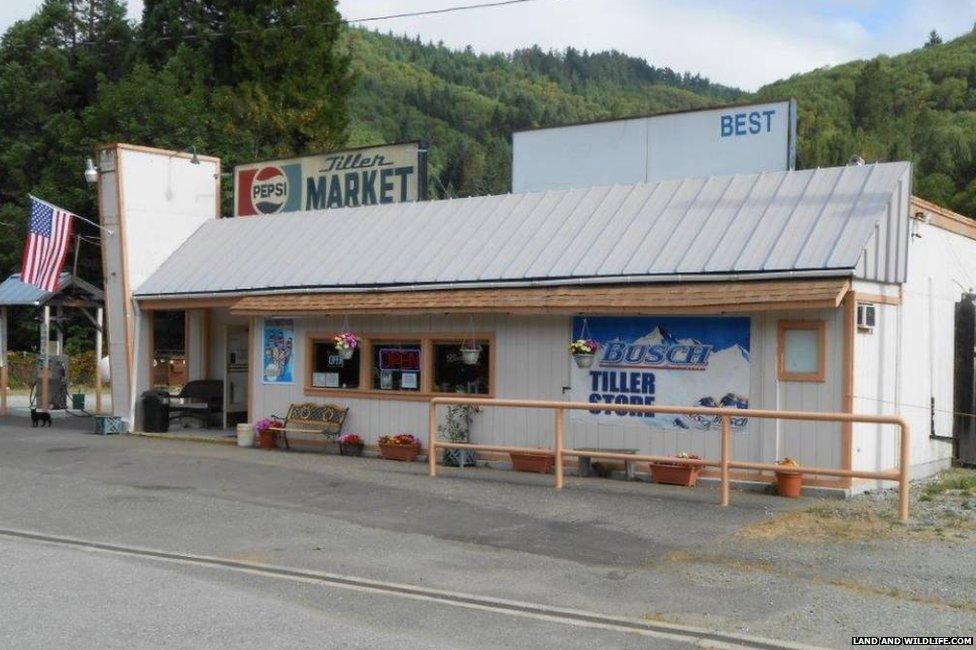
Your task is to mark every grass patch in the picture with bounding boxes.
[922,468,976,499]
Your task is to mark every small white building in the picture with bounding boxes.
[97,144,976,495]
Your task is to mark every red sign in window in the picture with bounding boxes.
[378,348,421,372]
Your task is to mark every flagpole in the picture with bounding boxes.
[28,195,113,235]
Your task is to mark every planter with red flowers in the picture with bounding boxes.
[337,433,364,457]
[649,452,702,487]
[253,417,283,450]
[378,433,422,462]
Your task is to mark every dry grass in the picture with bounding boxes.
[740,468,976,543]
[738,507,909,542]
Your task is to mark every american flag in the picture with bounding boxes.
[21,197,74,292]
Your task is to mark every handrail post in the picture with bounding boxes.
[554,408,565,490]
[428,400,437,478]
[898,422,910,523]
[720,415,730,507]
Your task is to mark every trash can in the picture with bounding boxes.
[141,389,170,433]
[71,393,86,410]
[236,423,255,448]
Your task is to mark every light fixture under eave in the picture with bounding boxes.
[84,158,99,184]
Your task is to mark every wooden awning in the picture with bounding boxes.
[230,278,851,315]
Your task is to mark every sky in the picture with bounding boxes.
[2,0,975,90]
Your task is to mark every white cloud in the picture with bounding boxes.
[341,0,975,90]
[1,0,974,90]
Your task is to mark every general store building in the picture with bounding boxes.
[95,142,976,494]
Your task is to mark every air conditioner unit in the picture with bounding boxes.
[856,302,877,332]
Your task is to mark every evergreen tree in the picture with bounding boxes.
[925,30,943,47]
[140,0,353,157]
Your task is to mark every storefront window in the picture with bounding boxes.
[310,340,360,389]
[372,342,422,391]
[778,321,826,382]
[433,342,490,394]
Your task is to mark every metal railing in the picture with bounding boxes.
[427,397,911,522]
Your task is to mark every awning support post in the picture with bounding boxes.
[40,305,50,410]
[95,306,103,414]
[0,307,7,416]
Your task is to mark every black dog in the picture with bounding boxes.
[31,408,52,428]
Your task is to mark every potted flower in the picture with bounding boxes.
[338,433,364,457]
[253,418,282,450]
[438,403,479,467]
[378,433,422,462]
[334,332,360,361]
[509,450,555,474]
[649,452,702,486]
[774,457,803,497]
[569,338,599,368]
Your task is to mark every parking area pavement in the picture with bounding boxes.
[0,417,973,648]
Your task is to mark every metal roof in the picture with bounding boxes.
[135,162,912,298]
[0,273,104,306]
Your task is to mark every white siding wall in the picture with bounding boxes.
[854,220,976,477]
[246,310,846,467]
[101,146,219,424]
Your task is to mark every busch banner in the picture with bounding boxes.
[571,316,751,430]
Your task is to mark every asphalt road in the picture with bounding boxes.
[2,535,710,649]
[0,418,972,648]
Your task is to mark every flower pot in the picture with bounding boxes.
[339,441,364,457]
[775,470,803,497]
[573,353,595,369]
[338,347,355,361]
[649,462,701,487]
[379,442,421,462]
[460,348,481,365]
[236,423,255,448]
[257,430,277,450]
[509,452,555,474]
[442,448,476,467]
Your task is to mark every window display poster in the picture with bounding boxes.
[262,318,295,384]
[571,316,750,430]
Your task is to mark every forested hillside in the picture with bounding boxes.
[346,29,740,197]
[755,29,976,215]
[354,27,976,214]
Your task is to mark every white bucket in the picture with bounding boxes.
[237,423,255,448]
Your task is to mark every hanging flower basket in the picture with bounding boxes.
[334,332,360,362]
[460,346,482,365]
[572,353,594,368]
[569,339,599,368]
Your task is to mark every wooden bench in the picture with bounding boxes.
[269,402,348,451]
